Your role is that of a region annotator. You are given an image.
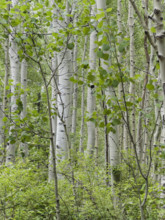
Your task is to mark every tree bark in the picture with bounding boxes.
[55,2,72,162]
[20,59,28,159]
[79,36,88,153]
[6,0,20,165]
[87,4,97,155]
[153,0,165,207]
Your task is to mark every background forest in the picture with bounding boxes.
[0,0,165,219]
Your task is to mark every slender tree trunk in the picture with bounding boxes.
[87,4,97,155]
[6,0,20,165]
[136,0,150,162]
[101,90,110,186]
[96,0,120,185]
[117,0,122,99]
[124,1,135,155]
[95,0,120,187]
[95,125,99,166]
[55,1,72,162]
[36,58,60,219]
[20,59,28,159]
[3,38,10,114]
[56,49,72,161]
[143,91,149,164]
[153,0,165,205]
[44,77,60,220]
[153,61,161,181]
[79,36,88,153]
[71,33,78,150]
[2,36,10,164]
[48,54,58,182]
[128,1,135,141]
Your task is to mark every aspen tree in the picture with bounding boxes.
[136,0,150,162]
[55,1,72,161]
[6,0,20,165]
[3,4,10,116]
[153,0,165,205]
[79,36,88,153]
[117,0,124,155]
[128,1,135,140]
[95,0,120,186]
[117,0,122,99]
[71,35,78,136]
[124,2,135,153]
[87,4,97,155]
[71,20,78,150]
[129,0,165,216]
[2,30,10,164]
[20,59,28,159]
[48,0,58,182]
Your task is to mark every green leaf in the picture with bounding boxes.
[153,93,158,99]
[156,62,160,70]
[99,121,105,128]
[102,44,110,51]
[96,12,105,20]
[126,101,133,107]
[97,50,104,58]
[103,109,111,115]
[150,27,156,33]
[78,80,84,85]
[3,117,8,122]
[118,40,129,53]
[106,8,112,12]
[70,76,77,83]
[112,80,119,88]
[42,116,48,122]
[67,43,74,50]
[112,119,120,125]
[10,139,16,144]
[52,32,58,38]
[87,74,95,82]
[83,27,90,35]
[146,84,154,90]
[16,99,23,114]
[5,85,10,90]
[81,61,89,69]
[102,53,109,60]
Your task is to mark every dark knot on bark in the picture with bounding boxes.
[154,8,161,15]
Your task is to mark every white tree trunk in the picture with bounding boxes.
[117,0,122,99]
[3,38,10,115]
[126,1,135,152]
[20,59,28,159]
[71,33,78,150]
[53,1,72,162]
[153,0,165,206]
[87,5,97,155]
[79,36,88,153]
[6,0,20,165]
[95,0,120,184]
[56,47,72,161]
[2,36,10,164]
[129,1,135,100]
